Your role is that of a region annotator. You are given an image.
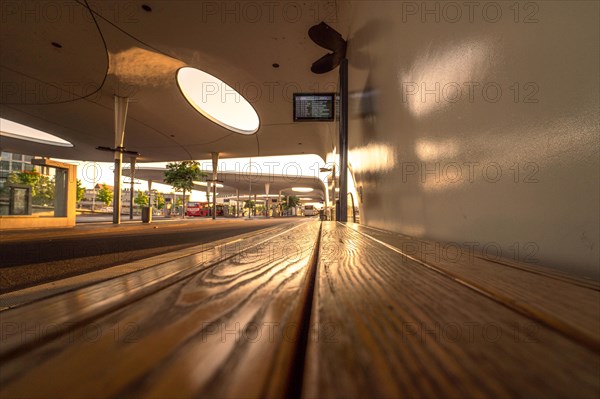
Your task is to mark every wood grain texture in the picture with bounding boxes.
[0,220,320,398]
[303,222,600,399]
[0,222,297,358]
[347,223,600,351]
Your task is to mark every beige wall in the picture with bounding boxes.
[340,1,599,277]
[0,160,77,229]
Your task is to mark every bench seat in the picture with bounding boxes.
[1,220,598,398]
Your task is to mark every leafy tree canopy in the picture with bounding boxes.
[76,179,85,203]
[134,190,149,207]
[164,161,204,218]
[97,184,113,206]
[8,171,54,206]
[154,192,165,210]
[282,195,301,210]
[163,161,204,193]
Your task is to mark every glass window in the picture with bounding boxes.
[1,152,11,160]
[23,155,33,162]
[12,154,22,161]
[0,160,9,171]
[10,162,23,171]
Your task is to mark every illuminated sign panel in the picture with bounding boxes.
[293,93,335,121]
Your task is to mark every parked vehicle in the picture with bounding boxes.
[186,202,225,217]
[303,205,318,216]
[186,202,209,217]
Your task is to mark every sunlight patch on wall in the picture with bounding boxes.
[349,142,397,173]
[399,39,494,118]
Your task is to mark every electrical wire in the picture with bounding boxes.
[3,0,109,105]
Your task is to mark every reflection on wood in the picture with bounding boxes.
[0,221,320,398]
[347,223,600,351]
[303,222,599,398]
[1,220,598,398]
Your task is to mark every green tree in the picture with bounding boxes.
[8,171,55,206]
[8,171,39,189]
[97,184,113,206]
[134,190,149,207]
[76,179,85,204]
[164,161,204,218]
[154,192,165,210]
[35,175,55,206]
[282,195,301,210]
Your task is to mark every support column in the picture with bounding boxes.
[206,182,211,217]
[339,58,348,222]
[264,183,270,218]
[148,180,153,213]
[247,190,252,219]
[129,156,136,220]
[254,194,257,217]
[54,169,68,217]
[113,96,129,224]
[211,152,219,220]
[332,165,337,221]
[278,190,282,217]
[236,189,240,217]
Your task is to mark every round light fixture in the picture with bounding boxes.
[0,118,73,147]
[176,67,260,134]
[292,187,314,193]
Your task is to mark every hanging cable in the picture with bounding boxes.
[3,0,109,105]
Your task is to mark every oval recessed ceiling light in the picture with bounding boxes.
[0,118,73,147]
[176,67,260,134]
[292,187,313,193]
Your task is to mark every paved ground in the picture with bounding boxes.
[0,217,304,293]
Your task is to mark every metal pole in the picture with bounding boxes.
[129,157,136,220]
[92,162,96,211]
[212,152,219,220]
[332,165,337,221]
[148,180,153,214]
[338,58,348,222]
[278,190,282,217]
[206,182,210,217]
[264,183,270,218]
[113,96,129,224]
[248,158,252,219]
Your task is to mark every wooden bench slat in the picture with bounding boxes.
[0,220,320,398]
[303,222,599,398]
[0,222,298,358]
[347,223,600,351]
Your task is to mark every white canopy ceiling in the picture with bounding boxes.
[0,0,342,162]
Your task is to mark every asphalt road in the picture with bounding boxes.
[0,218,303,293]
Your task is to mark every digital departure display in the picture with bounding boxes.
[293,93,335,121]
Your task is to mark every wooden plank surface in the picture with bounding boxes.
[0,221,301,358]
[303,222,600,398]
[0,220,320,398]
[346,223,600,351]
